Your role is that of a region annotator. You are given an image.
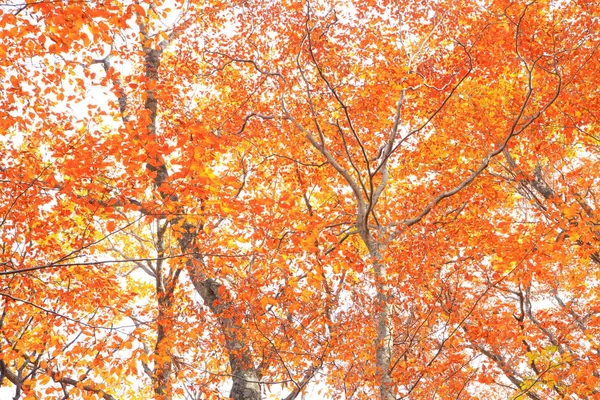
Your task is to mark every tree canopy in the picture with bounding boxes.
[1,0,600,399]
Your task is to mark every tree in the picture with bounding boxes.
[1,0,600,399]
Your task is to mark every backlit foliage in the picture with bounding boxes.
[1,0,600,399]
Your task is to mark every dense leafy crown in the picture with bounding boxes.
[1,0,600,399]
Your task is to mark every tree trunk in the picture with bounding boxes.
[367,242,394,400]
[357,215,394,400]
[134,22,262,400]
[374,262,393,400]
[189,274,261,400]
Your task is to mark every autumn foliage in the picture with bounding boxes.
[1,0,600,399]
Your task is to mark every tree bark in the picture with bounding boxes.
[361,233,394,400]
[189,274,261,400]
